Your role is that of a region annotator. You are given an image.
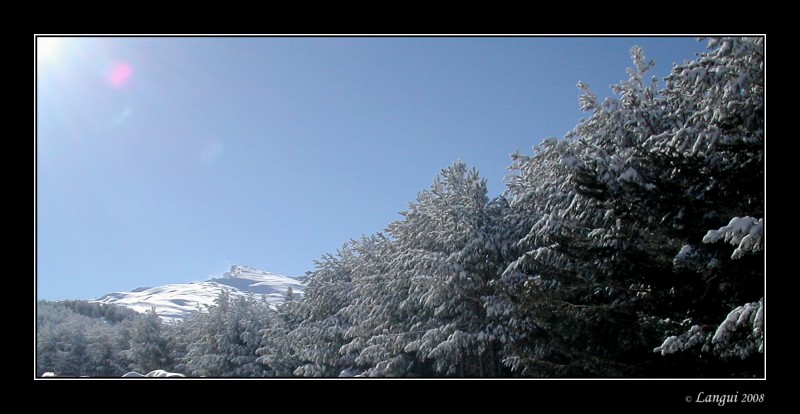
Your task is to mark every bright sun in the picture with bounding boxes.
[37,37,66,65]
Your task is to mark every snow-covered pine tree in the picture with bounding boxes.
[84,324,124,377]
[183,290,231,376]
[37,303,90,376]
[647,37,764,369]
[288,244,360,377]
[375,161,509,376]
[338,234,417,377]
[501,37,763,376]
[37,300,148,376]
[126,307,173,374]
[183,290,269,377]
[256,297,304,377]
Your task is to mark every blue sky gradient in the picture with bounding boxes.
[36,36,707,299]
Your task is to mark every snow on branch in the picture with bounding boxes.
[654,298,764,359]
[712,299,764,344]
[702,216,764,259]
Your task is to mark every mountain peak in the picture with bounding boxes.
[223,265,261,279]
[93,265,304,321]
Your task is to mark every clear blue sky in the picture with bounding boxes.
[36,36,706,300]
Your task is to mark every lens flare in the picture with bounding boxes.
[106,62,133,88]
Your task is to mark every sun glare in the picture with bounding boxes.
[37,37,66,65]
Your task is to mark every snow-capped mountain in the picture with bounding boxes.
[92,265,304,321]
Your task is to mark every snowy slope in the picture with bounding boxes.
[92,265,304,321]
